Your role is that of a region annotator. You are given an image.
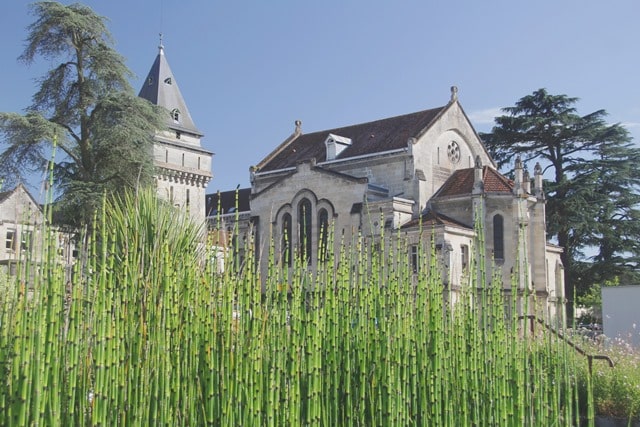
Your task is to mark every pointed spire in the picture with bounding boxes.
[138,42,202,136]
[523,168,531,194]
[513,156,523,196]
[534,162,544,199]
[473,155,483,194]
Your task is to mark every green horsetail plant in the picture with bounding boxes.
[0,183,598,425]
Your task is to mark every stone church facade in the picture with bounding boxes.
[208,87,565,323]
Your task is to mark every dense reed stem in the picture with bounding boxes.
[0,188,595,426]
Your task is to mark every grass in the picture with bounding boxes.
[0,188,607,426]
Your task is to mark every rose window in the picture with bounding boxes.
[447,141,461,163]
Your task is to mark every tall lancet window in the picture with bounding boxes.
[493,214,504,261]
[282,213,292,267]
[318,208,329,262]
[298,199,312,264]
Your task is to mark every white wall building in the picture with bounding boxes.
[0,184,75,281]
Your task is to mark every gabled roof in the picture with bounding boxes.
[206,188,252,217]
[252,160,368,199]
[0,183,40,207]
[402,209,472,230]
[257,106,446,172]
[138,45,202,136]
[434,166,514,198]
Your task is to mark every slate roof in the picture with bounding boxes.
[138,45,202,136]
[434,166,514,198]
[206,188,252,217]
[257,106,446,172]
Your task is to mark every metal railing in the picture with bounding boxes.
[518,315,614,375]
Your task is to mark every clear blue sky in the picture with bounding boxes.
[1,1,639,197]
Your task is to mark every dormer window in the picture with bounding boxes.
[324,133,352,161]
[164,77,172,85]
[171,108,180,123]
[147,76,154,86]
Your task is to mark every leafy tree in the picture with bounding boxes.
[481,88,640,319]
[0,2,165,225]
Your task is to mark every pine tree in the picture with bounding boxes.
[481,88,640,319]
[0,2,165,225]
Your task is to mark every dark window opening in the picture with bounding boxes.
[410,245,419,273]
[298,199,312,264]
[318,208,329,262]
[282,213,292,267]
[493,214,504,260]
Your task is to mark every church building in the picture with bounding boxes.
[133,44,564,323]
[208,87,565,323]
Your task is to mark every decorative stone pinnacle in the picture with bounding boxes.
[450,86,458,102]
[534,162,543,175]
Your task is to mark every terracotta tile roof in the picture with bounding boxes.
[206,188,251,216]
[257,106,446,172]
[402,209,472,229]
[434,166,513,198]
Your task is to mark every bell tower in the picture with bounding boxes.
[138,39,213,224]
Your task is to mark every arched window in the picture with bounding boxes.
[318,208,329,262]
[282,213,292,266]
[493,214,504,260]
[298,199,312,264]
